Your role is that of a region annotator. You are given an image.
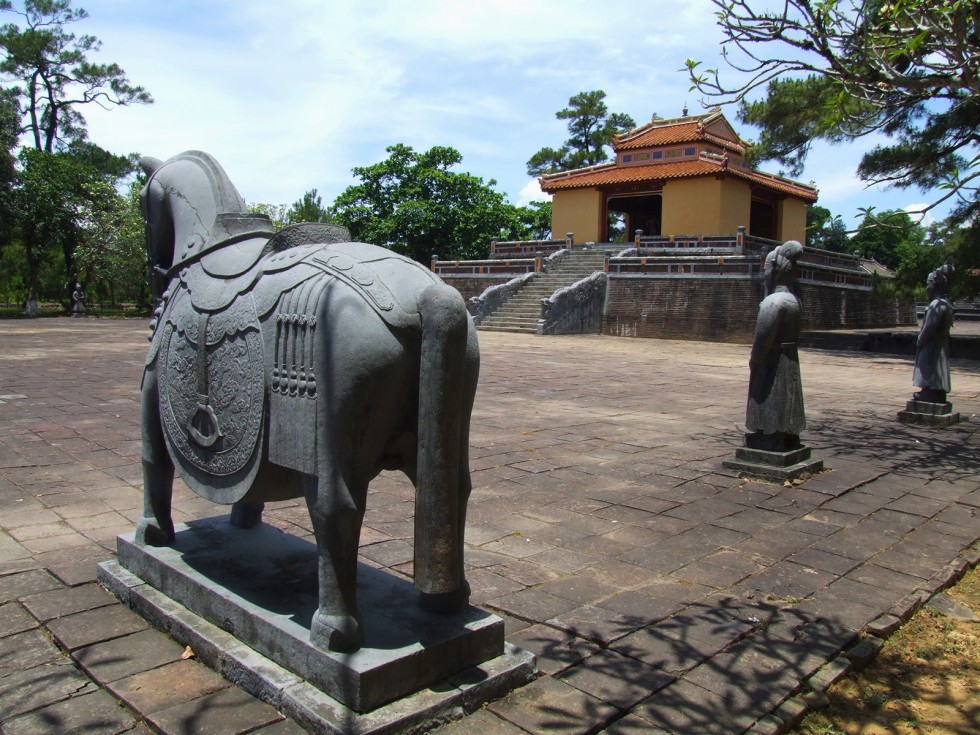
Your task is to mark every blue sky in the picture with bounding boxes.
[69,0,950,231]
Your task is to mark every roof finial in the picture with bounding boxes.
[682,103,689,116]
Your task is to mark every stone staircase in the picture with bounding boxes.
[478,250,607,333]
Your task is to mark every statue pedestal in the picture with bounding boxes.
[723,445,823,483]
[98,517,534,733]
[897,399,960,426]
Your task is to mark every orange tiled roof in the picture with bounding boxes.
[539,155,818,202]
[614,110,746,154]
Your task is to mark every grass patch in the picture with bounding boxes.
[795,564,980,735]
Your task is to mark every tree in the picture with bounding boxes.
[527,90,635,176]
[912,217,979,298]
[287,188,332,224]
[0,87,16,248]
[806,205,849,252]
[73,179,147,306]
[15,147,100,311]
[686,1,980,222]
[850,209,925,270]
[247,202,287,231]
[1,0,152,153]
[1,1,149,311]
[737,76,866,176]
[508,200,552,241]
[332,144,531,262]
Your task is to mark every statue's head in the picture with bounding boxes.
[927,262,953,297]
[772,240,803,286]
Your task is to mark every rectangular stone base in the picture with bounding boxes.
[723,445,823,483]
[100,517,533,716]
[898,400,960,426]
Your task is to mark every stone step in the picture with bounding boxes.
[477,324,538,333]
[494,311,540,318]
[481,316,538,326]
[476,257,607,332]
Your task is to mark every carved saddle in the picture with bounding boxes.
[147,219,438,501]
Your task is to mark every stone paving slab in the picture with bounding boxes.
[0,319,978,734]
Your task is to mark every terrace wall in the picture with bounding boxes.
[602,276,915,342]
[441,275,513,302]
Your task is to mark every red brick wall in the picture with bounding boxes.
[440,276,512,303]
[602,277,915,342]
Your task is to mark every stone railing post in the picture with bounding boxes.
[566,232,574,251]
[634,229,643,247]
[737,225,746,255]
[430,254,438,272]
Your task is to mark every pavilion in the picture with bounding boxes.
[539,108,818,244]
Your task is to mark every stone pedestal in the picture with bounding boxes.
[98,516,534,734]
[723,445,823,483]
[897,399,960,426]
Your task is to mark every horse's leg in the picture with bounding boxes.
[303,468,366,653]
[450,320,480,600]
[415,285,471,613]
[230,501,264,528]
[135,370,176,546]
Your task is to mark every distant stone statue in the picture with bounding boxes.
[71,283,87,317]
[724,239,822,481]
[913,263,954,403]
[745,240,805,451]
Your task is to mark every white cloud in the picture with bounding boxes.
[61,0,951,226]
[517,179,549,206]
[902,203,935,227]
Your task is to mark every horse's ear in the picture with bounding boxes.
[141,156,164,176]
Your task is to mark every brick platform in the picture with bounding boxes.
[1,319,978,734]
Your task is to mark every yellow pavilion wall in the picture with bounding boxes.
[550,189,602,243]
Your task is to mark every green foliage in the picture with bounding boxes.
[247,202,287,231]
[507,200,552,241]
[0,1,151,309]
[73,179,148,306]
[287,188,332,224]
[0,239,25,302]
[688,0,980,223]
[527,90,635,176]
[0,0,152,152]
[738,76,864,176]
[923,219,980,299]
[0,86,16,248]
[806,205,849,252]
[332,143,535,263]
[65,139,136,181]
[0,235,64,305]
[15,147,101,298]
[850,209,925,271]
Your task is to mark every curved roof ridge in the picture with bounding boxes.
[614,110,746,153]
[539,160,617,182]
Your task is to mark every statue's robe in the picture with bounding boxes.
[746,289,805,437]
[914,297,953,393]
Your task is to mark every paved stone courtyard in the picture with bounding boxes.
[1,318,978,734]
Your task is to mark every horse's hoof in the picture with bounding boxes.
[229,502,264,529]
[418,582,471,614]
[310,611,362,653]
[134,517,175,547]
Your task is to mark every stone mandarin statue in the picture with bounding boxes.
[71,283,86,317]
[913,263,954,403]
[745,240,806,452]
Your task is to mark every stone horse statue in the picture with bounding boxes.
[137,150,479,652]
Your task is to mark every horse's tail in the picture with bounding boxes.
[414,282,475,611]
